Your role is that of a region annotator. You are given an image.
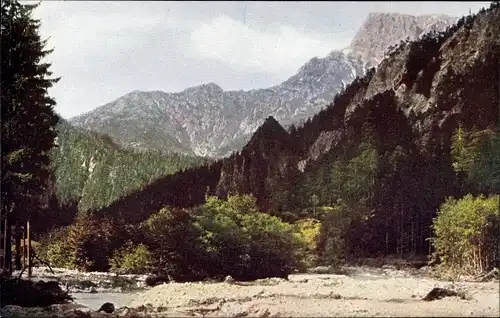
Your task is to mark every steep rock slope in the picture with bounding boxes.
[69,13,455,158]
[303,8,499,166]
[349,12,458,66]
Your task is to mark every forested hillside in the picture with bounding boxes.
[32,120,208,233]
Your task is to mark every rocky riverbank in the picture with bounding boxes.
[11,267,149,293]
[127,267,499,317]
[2,265,499,317]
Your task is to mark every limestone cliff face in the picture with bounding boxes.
[349,12,457,67]
[303,7,499,168]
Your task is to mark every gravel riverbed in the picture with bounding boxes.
[7,266,499,317]
[129,270,499,317]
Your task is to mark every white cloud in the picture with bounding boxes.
[188,15,350,76]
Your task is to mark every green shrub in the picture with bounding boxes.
[38,214,116,271]
[65,214,117,271]
[293,218,322,250]
[37,226,74,269]
[239,211,304,279]
[316,203,351,267]
[293,218,322,267]
[432,194,499,276]
[193,198,247,279]
[194,195,305,280]
[140,207,207,281]
[109,241,152,274]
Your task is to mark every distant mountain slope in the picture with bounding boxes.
[69,12,456,158]
[48,119,208,214]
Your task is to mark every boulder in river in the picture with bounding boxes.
[145,274,170,287]
[1,277,73,307]
[422,287,467,301]
[97,302,115,313]
[224,275,235,284]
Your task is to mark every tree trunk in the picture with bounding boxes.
[2,216,6,270]
[5,221,12,274]
[417,211,421,255]
[385,219,389,254]
[27,220,32,278]
[22,226,26,269]
[411,217,415,256]
[399,192,404,258]
[15,222,22,270]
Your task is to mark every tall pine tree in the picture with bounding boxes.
[1,0,59,271]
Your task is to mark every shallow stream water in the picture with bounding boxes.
[71,292,136,311]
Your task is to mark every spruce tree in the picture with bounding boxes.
[1,0,59,271]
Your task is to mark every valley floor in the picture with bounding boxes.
[128,267,499,317]
[4,265,499,317]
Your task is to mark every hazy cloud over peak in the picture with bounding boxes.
[188,15,348,75]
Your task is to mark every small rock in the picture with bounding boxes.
[70,310,91,318]
[422,287,466,301]
[157,305,168,312]
[115,306,132,317]
[331,293,342,299]
[307,266,331,274]
[98,302,115,314]
[145,274,170,287]
[224,275,235,284]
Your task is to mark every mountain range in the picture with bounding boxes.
[69,12,457,158]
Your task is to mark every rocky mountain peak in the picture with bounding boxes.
[262,115,283,128]
[183,82,224,95]
[252,116,287,140]
[243,116,291,153]
[349,12,457,66]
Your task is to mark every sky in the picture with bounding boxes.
[28,1,490,119]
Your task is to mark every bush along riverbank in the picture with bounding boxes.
[35,194,500,284]
[36,196,316,283]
